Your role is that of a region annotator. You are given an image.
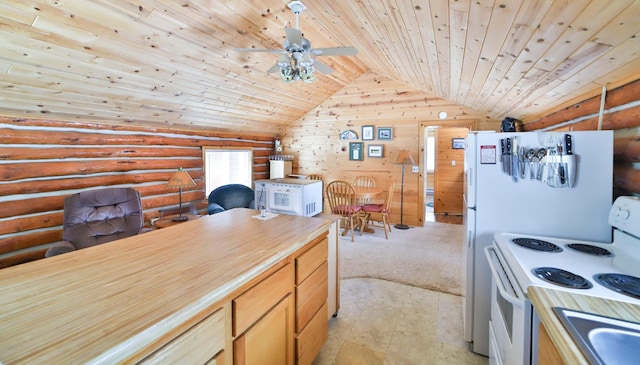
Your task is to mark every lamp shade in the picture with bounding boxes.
[394,150,416,165]
[167,168,196,189]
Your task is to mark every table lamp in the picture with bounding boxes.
[393,150,416,230]
[167,167,196,221]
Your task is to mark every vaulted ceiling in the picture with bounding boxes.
[1,0,639,136]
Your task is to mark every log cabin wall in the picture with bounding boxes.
[522,79,640,199]
[279,72,497,227]
[0,118,273,268]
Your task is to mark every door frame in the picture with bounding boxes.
[418,121,477,225]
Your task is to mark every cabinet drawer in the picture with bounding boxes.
[296,261,328,332]
[233,263,293,336]
[296,302,328,365]
[141,308,225,364]
[296,238,328,285]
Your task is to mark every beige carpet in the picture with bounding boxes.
[339,221,464,296]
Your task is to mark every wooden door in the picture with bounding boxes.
[434,128,468,215]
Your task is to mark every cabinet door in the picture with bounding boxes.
[141,308,225,364]
[234,294,294,365]
[538,323,563,365]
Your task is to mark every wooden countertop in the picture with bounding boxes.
[0,209,333,364]
[529,286,640,364]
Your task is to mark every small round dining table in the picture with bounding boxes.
[352,187,383,234]
[353,187,383,201]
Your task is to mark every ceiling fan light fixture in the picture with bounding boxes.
[300,65,315,82]
[299,53,314,67]
[280,66,295,82]
[277,54,290,67]
[235,0,356,83]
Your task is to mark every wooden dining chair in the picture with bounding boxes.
[326,180,363,242]
[362,181,395,239]
[307,173,324,182]
[352,176,377,205]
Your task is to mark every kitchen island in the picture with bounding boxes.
[0,208,338,364]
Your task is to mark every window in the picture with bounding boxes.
[426,136,435,172]
[203,147,253,196]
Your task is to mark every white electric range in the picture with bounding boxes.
[485,196,640,365]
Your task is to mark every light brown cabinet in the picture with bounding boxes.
[294,235,329,365]
[234,294,295,365]
[233,263,295,365]
[142,307,226,364]
[538,323,564,364]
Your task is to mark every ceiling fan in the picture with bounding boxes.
[234,1,358,82]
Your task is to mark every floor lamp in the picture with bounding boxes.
[167,167,196,221]
[393,150,416,230]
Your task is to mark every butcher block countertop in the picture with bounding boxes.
[529,286,640,364]
[0,209,333,364]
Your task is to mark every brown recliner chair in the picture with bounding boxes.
[45,187,152,257]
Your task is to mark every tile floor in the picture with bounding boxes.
[313,278,488,365]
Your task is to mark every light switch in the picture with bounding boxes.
[451,160,456,166]
[412,165,419,173]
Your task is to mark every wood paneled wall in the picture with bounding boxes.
[0,118,273,268]
[280,72,494,226]
[523,79,640,198]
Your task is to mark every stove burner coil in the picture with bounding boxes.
[533,267,593,289]
[512,238,562,252]
[566,243,612,256]
[594,273,640,300]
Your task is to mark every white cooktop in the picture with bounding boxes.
[494,232,640,304]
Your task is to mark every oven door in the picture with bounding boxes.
[485,246,532,365]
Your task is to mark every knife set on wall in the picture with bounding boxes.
[499,133,576,188]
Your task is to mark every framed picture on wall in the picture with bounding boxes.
[378,127,393,140]
[362,125,374,140]
[452,138,465,149]
[349,142,364,161]
[368,144,383,158]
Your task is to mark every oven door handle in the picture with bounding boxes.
[484,246,525,308]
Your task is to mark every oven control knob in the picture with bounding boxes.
[615,207,630,220]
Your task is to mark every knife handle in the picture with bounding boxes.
[565,134,573,155]
[500,139,505,154]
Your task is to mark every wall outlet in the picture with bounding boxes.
[412,165,419,173]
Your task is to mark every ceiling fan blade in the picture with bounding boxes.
[284,27,303,47]
[313,59,333,75]
[311,46,358,56]
[234,48,285,54]
[267,64,281,73]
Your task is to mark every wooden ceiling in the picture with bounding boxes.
[1,0,639,136]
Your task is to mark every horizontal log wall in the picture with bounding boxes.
[0,118,273,268]
[523,79,640,198]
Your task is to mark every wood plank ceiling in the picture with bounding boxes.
[1,0,639,136]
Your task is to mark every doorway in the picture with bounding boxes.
[424,127,437,217]
[421,124,470,225]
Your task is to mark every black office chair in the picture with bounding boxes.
[207,184,255,215]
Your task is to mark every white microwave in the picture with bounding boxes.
[254,178,323,217]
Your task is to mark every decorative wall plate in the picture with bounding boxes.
[340,130,358,140]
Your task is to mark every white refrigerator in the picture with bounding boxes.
[462,130,613,356]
